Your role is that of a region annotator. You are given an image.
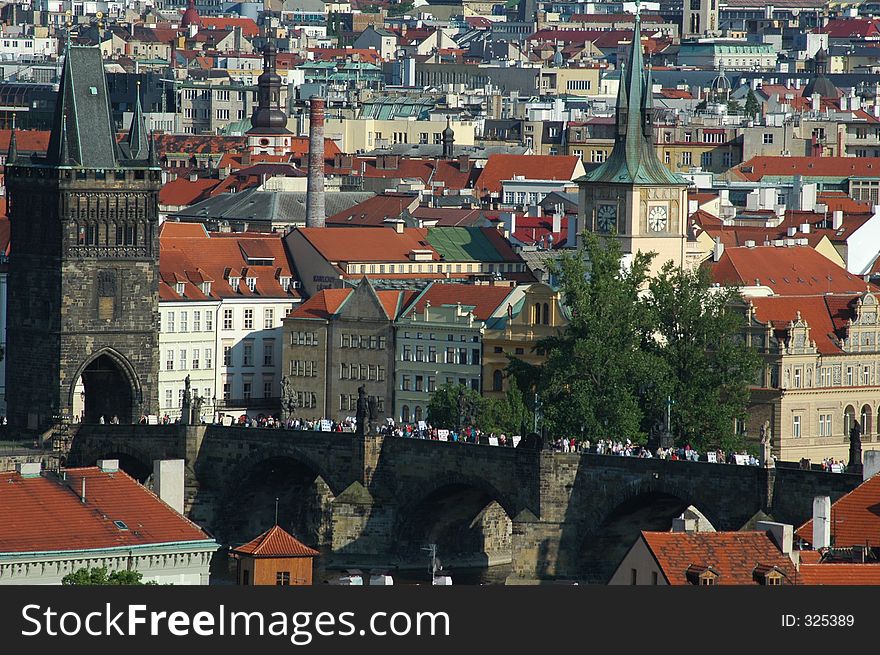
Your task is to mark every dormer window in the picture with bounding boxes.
[279,276,291,291]
[753,565,785,586]
[201,281,212,295]
[229,277,240,289]
[685,565,719,586]
[246,277,257,292]
[175,282,185,295]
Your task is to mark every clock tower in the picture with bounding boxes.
[576,12,689,275]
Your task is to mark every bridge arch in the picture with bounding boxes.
[215,447,340,549]
[574,477,723,584]
[394,474,519,569]
[69,347,142,424]
[75,445,154,484]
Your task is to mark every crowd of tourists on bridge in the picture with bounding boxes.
[187,412,852,472]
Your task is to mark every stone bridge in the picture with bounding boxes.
[68,425,861,583]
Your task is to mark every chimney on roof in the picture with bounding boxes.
[864,450,880,481]
[811,93,820,112]
[552,211,562,239]
[812,495,831,550]
[799,222,810,234]
[16,462,41,478]
[81,478,86,503]
[97,459,119,473]
[712,236,724,262]
[458,153,470,172]
[832,210,843,229]
[305,96,326,228]
[154,459,185,515]
[757,521,794,560]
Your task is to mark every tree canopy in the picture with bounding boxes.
[62,567,155,585]
[509,233,759,451]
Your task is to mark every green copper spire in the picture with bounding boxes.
[579,14,687,186]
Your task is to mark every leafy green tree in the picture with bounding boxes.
[533,233,658,442]
[744,88,760,119]
[62,566,155,585]
[482,377,531,435]
[643,262,760,452]
[426,383,484,429]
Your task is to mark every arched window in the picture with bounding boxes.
[402,405,410,423]
[844,405,856,437]
[533,302,541,324]
[493,369,503,392]
[861,405,873,438]
[414,406,422,421]
[542,303,550,325]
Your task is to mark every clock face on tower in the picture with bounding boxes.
[597,204,617,232]
[648,205,668,232]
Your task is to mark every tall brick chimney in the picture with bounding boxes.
[305,96,326,228]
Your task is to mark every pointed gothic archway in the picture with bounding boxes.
[70,349,141,424]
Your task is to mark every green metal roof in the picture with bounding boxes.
[426,227,507,262]
[578,15,688,187]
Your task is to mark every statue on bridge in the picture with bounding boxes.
[280,376,298,423]
[191,394,204,425]
[356,385,368,436]
[368,395,379,434]
[759,420,774,469]
[181,374,193,424]
[848,419,863,476]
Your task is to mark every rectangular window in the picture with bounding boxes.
[167,311,175,333]
[264,308,274,329]
[180,349,187,370]
[378,366,385,381]
[223,383,231,401]
[192,349,200,370]
[793,415,801,438]
[682,152,692,166]
[223,345,232,367]
[206,348,213,369]
[243,381,252,400]
[794,368,801,388]
[264,381,273,399]
[342,334,350,348]
[415,375,423,392]
[166,349,174,370]
[863,366,871,385]
[416,346,424,362]
[264,342,274,367]
[403,345,412,361]
[206,312,213,331]
[847,367,853,386]
[244,308,254,330]
[378,336,386,349]
[763,133,774,144]
[165,389,173,408]
[429,346,437,363]
[472,349,480,365]
[223,308,234,330]
[194,311,201,332]
[428,376,436,392]
[243,343,253,366]
[402,375,411,391]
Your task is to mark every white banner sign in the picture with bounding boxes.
[734,454,749,466]
[706,451,717,463]
[512,435,521,448]
[437,429,449,439]
[418,421,427,431]
[488,436,499,446]
[320,419,333,432]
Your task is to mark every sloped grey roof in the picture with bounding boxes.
[173,188,375,225]
[47,47,119,168]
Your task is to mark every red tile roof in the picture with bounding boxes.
[797,563,880,584]
[709,245,875,295]
[296,226,441,263]
[732,156,880,182]
[232,525,318,558]
[815,18,880,38]
[748,294,858,354]
[0,467,214,554]
[641,531,798,585]
[796,475,880,548]
[159,222,300,302]
[410,207,501,227]
[159,176,221,207]
[475,154,582,194]
[0,129,50,156]
[405,282,515,320]
[817,191,872,214]
[199,16,259,37]
[327,157,476,191]
[289,286,414,321]
[326,193,419,226]
[510,215,568,248]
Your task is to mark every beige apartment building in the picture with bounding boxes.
[323,117,475,152]
[744,291,880,464]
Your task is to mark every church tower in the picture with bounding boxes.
[682,0,719,39]
[247,40,292,156]
[576,14,690,275]
[4,46,161,431]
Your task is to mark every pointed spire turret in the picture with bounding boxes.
[148,130,158,167]
[60,112,71,165]
[577,12,686,187]
[7,116,17,165]
[125,80,150,161]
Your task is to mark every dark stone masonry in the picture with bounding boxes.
[69,424,861,583]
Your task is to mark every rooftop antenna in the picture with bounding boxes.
[274,496,279,526]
